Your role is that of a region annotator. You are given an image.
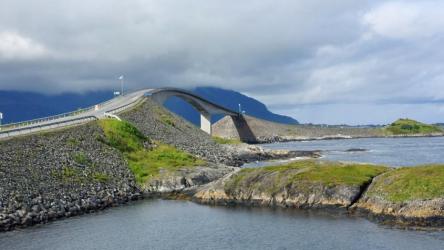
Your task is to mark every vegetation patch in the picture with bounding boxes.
[384,118,443,135]
[98,119,205,185]
[92,172,110,183]
[160,114,176,127]
[225,160,388,195]
[212,136,242,144]
[52,166,110,184]
[366,165,444,202]
[72,152,91,166]
[152,105,176,127]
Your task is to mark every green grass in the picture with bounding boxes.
[384,118,443,135]
[127,144,205,184]
[99,119,146,152]
[92,172,110,183]
[98,119,205,185]
[52,166,110,184]
[225,160,388,195]
[289,162,388,186]
[212,136,242,144]
[72,152,91,166]
[367,165,444,202]
[152,105,176,127]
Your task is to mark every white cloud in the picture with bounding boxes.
[0,32,49,60]
[363,1,444,39]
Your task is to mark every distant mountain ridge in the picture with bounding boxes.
[0,90,113,124]
[0,87,298,125]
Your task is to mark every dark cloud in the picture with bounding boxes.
[0,0,443,124]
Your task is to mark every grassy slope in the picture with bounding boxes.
[98,119,205,185]
[384,119,443,135]
[225,160,388,195]
[212,136,242,145]
[366,165,444,202]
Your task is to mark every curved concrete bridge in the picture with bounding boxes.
[0,87,240,139]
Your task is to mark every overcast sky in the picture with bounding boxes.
[1,0,444,124]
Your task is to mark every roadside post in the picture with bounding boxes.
[119,75,124,95]
[0,112,3,130]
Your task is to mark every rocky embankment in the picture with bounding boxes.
[212,115,384,143]
[0,123,141,231]
[212,115,444,143]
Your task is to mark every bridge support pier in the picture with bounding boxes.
[200,112,212,135]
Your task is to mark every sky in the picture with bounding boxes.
[1,0,444,125]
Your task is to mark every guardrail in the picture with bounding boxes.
[0,116,98,139]
[0,92,146,139]
[0,95,123,132]
[106,96,145,115]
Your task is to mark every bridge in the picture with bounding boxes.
[0,88,240,139]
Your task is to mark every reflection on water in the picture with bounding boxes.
[0,200,443,250]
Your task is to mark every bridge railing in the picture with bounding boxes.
[0,116,98,139]
[106,96,145,115]
[0,95,122,132]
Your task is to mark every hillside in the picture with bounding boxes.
[0,90,113,124]
[384,119,443,135]
[164,87,299,125]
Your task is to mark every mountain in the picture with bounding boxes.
[0,90,113,124]
[164,87,298,125]
[0,87,298,126]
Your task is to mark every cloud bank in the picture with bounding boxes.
[0,0,443,124]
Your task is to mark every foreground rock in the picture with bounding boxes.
[193,160,387,209]
[352,165,444,227]
[142,164,235,194]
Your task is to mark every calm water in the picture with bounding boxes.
[1,200,444,250]
[1,137,444,250]
[258,137,444,167]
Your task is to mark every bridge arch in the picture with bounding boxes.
[146,88,238,134]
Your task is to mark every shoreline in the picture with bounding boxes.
[251,133,444,144]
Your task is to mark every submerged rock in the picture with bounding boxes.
[346,148,367,152]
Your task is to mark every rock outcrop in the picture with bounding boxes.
[193,160,388,209]
[351,166,444,228]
